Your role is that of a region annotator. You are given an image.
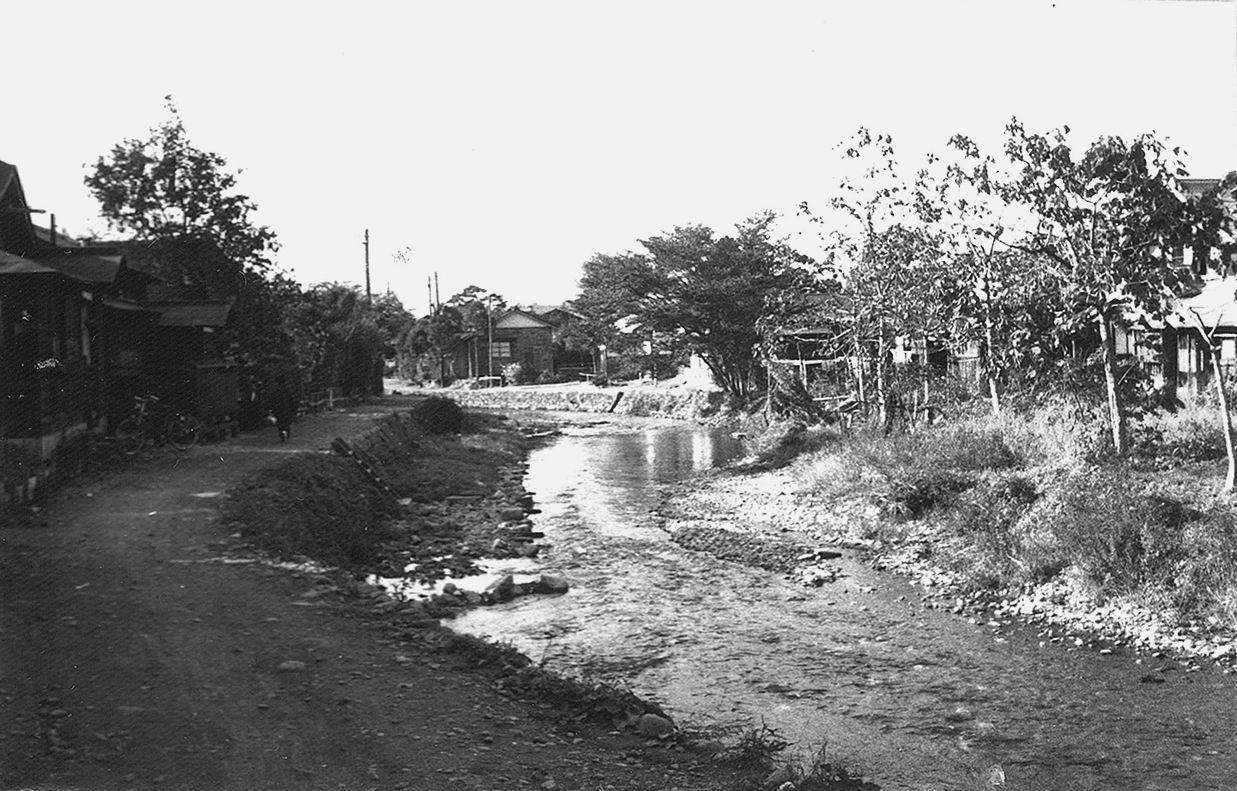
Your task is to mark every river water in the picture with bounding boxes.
[450,421,1237,791]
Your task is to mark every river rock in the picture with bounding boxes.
[636,713,674,738]
[499,508,526,522]
[534,573,569,594]
[394,602,427,619]
[485,574,517,602]
[763,765,795,789]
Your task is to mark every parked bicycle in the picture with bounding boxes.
[115,394,203,452]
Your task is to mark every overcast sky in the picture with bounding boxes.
[5,1,1235,314]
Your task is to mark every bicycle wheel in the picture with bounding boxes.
[114,416,148,453]
[166,414,202,450]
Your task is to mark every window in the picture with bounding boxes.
[490,341,512,359]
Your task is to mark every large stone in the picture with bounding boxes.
[485,574,517,602]
[534,573,569,594]
[635,713,674,738]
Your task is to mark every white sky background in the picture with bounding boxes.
[4,1,1235,314]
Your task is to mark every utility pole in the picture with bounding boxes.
[363,229,372,306]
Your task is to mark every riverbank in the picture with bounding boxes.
[417,380,731,421]
[658,404,1237,671]
[0,396,758,791]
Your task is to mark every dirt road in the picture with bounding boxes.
[0,400,740,791]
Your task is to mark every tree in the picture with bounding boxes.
[1003,119,1219,454]
[916,134,1052,414]
[1179,174,1237,491]
[85,98,285,367]
[85,98,277,274]
[575,213,809,399]
[284,283,383,397]
[445,285,507,336]
[804,129,939,430]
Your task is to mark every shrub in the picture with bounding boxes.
[1021,468,1191,595]
[1135,401,1228,463]
[410,395,466,434]
[838,424,1019,520]
[990,397,1110,468]
[1162,509,1237,625]
[940,474,1040,589]
[753,421,840,469]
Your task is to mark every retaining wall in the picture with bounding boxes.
[435,385,725,421]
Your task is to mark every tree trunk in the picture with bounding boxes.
[855,334,866,410]
[981,276,1001,415]
[1209,348,1237,492]
[1097,315,1128,455]
[984,318,1001,415]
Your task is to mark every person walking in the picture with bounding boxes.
[268,374,298,442]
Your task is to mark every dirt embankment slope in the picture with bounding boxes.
[0,398,745,791]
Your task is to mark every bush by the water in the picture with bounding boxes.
[788,395,1237,629]
[834,424,1020,519]
[410,395,466,434]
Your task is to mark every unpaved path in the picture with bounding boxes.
[0,400,740,791]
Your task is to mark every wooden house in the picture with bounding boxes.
[0,159,241,503]
[438,308,556,383]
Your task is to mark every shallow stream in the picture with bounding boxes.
[451,422,1237,790]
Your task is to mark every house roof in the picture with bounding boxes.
[1170,277,1237,330]
[150,301,233,327]
[31,248,126,284]
[495,309,553,329]
[100,297,162,314]
[0,159,40,255]
[0,249,59,276]
[33,223,84,247]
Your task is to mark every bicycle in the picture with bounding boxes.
[114,394,203,452]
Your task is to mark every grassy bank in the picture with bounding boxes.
[775,398,1237,661]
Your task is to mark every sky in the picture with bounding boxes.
[4,1,1235,315]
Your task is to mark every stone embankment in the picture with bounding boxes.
[434,384,726,421]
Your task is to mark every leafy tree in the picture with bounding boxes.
[85,98,285,367]
[1178,173,1237,490]
[370,291,413,355]
[803,130,939,430]
[446,285,506,336]
[85,98,277,273]
[916,134,1054,413]
[576,213,809,399]
[284,283,383,397]
[399,307,464,384]
[1003,119,1221,453]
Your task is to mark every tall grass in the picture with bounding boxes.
[789,395,1237,627]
